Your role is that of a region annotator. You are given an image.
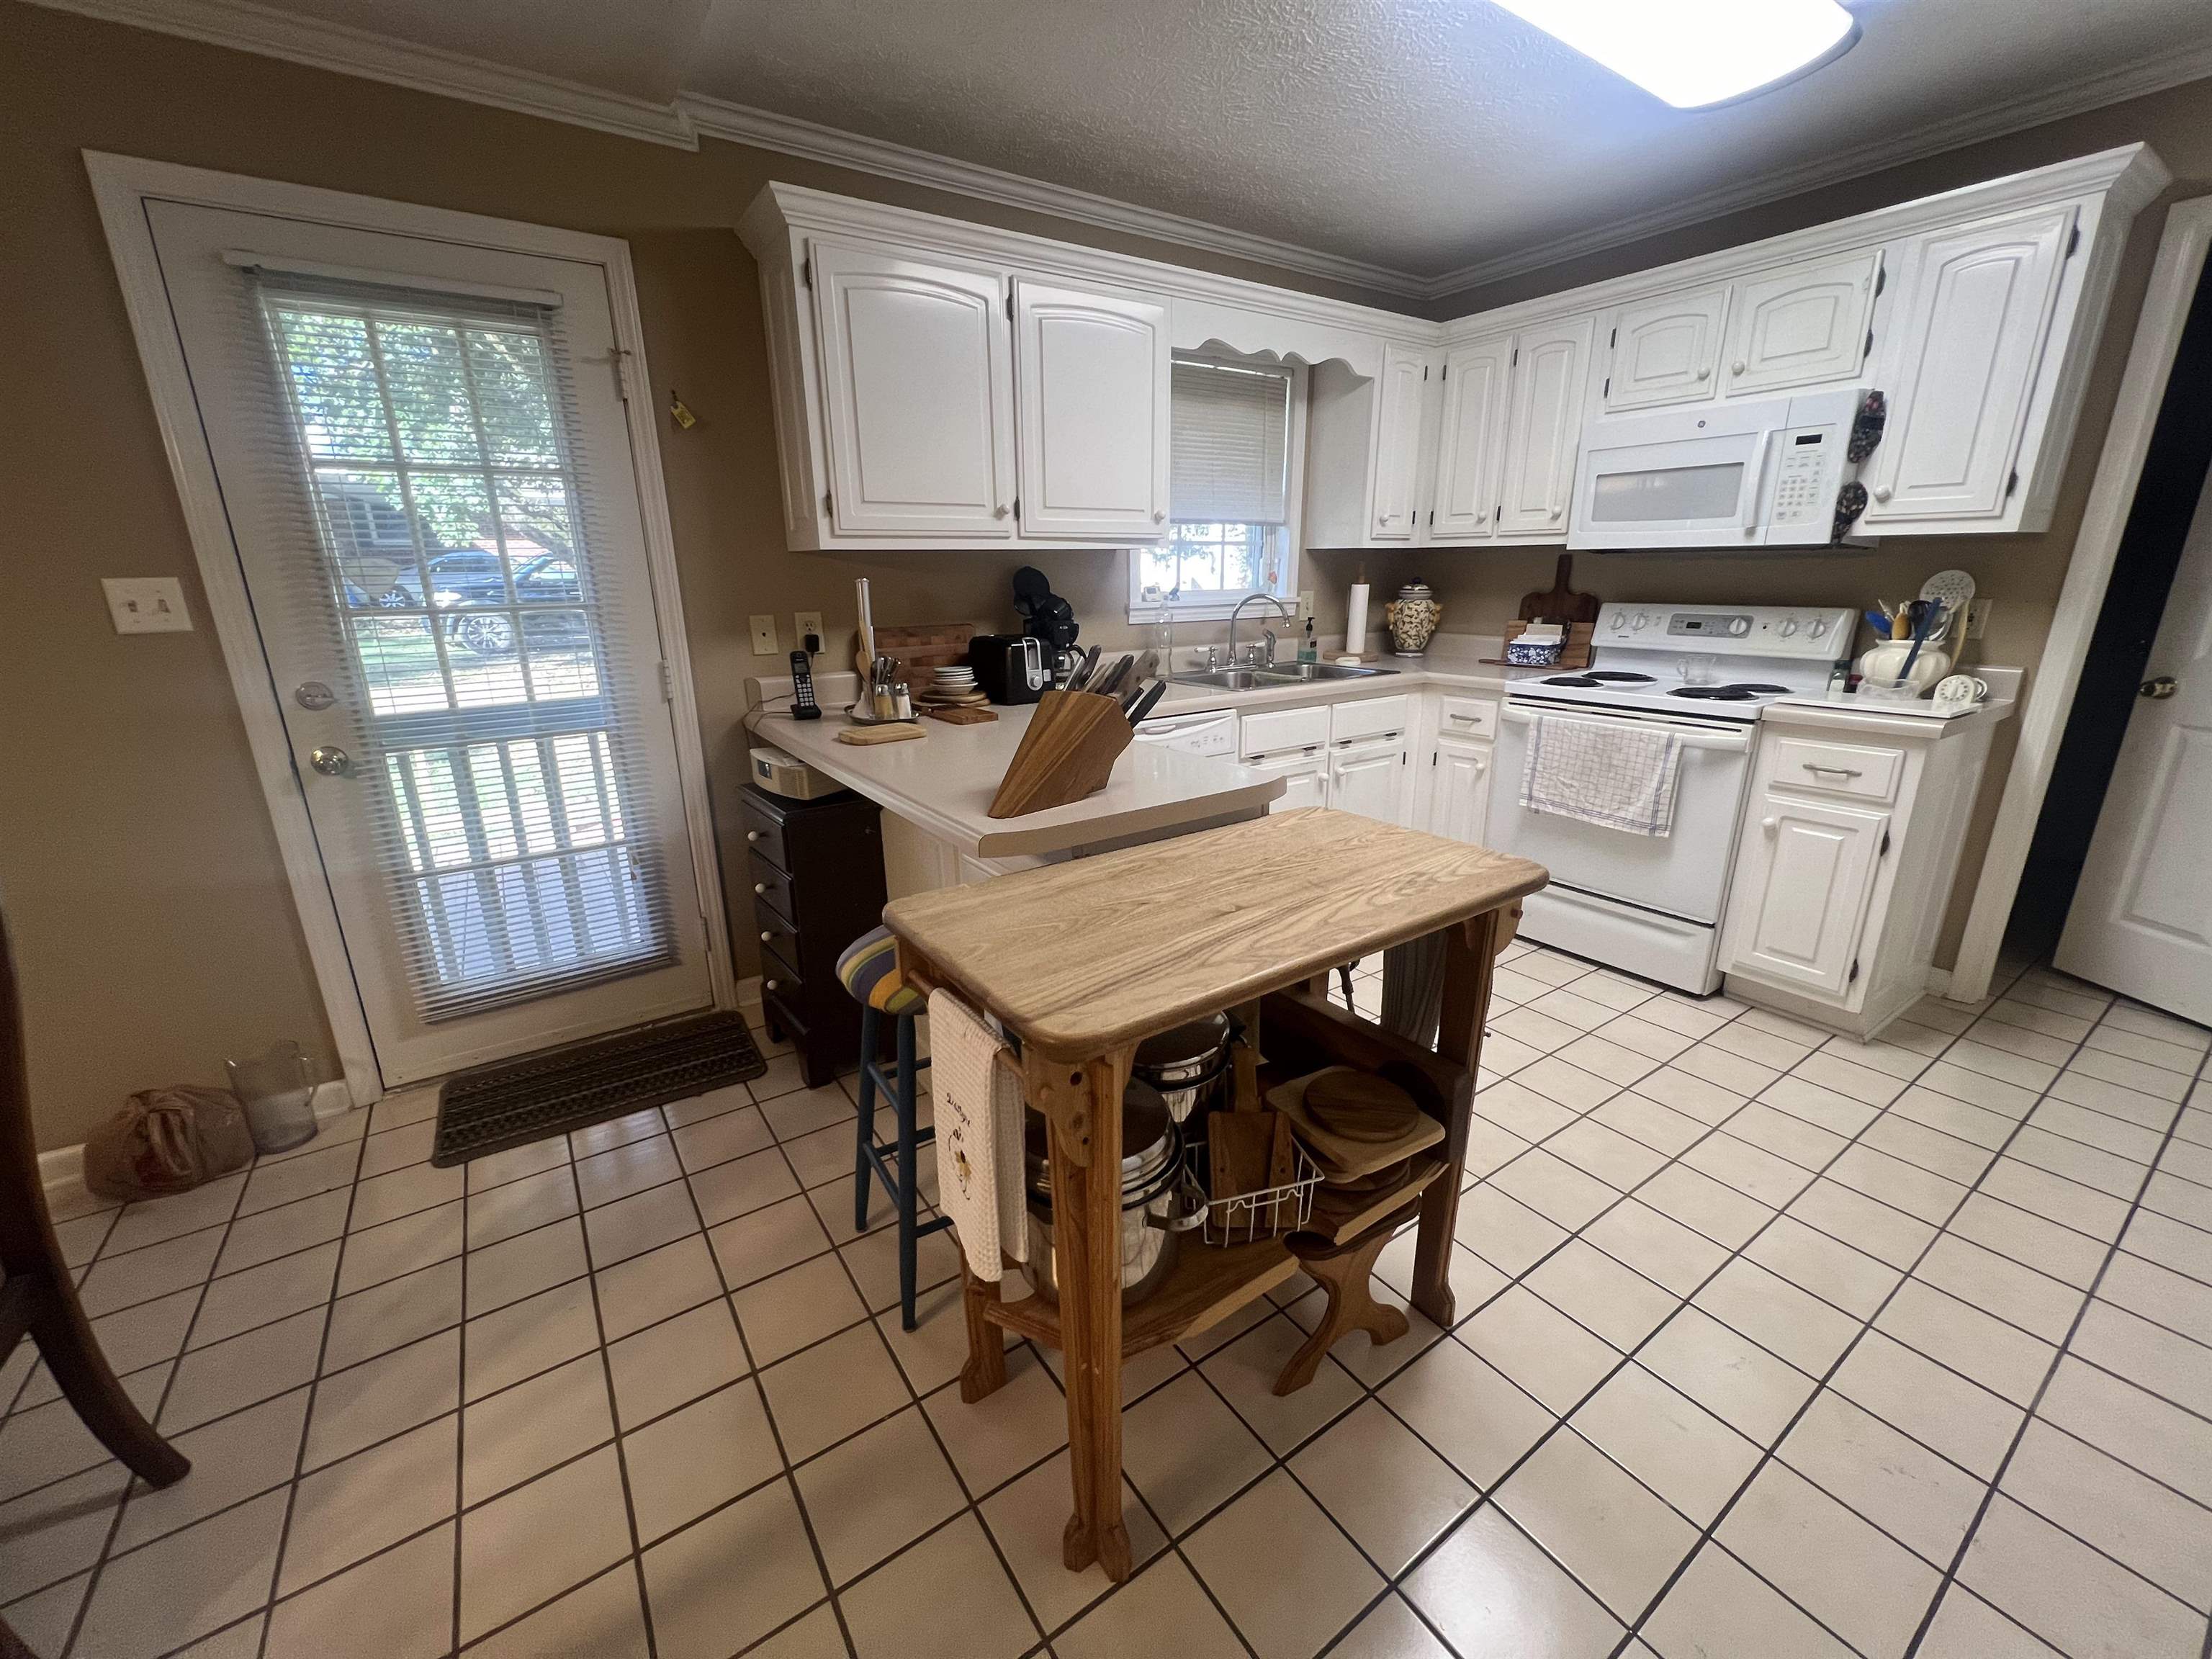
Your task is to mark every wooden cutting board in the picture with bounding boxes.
[1208,1107,1296,1218]
[860,623,977,683]
[1517,554,1601,624]
[925,705,997,725]
[835,722,925,746]
[1269,1067,1444,1178]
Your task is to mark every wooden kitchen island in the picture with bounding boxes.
[886,808,1546,1581]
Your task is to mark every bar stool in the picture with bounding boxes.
[836,925,952,1330]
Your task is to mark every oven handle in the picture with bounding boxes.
[1743,430,1776,539]
[1501,705,1753,752]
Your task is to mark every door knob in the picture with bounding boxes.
[2141,675,2179,700]
[307,746,351,777]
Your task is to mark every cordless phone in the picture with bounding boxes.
[788,649,822,719]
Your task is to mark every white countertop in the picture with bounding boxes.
[745,699,1284,859]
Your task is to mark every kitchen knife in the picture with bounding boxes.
[1125,680,1167,726]
[1097,654,1135,698]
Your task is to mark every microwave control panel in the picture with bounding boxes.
[1771,429,1835,527]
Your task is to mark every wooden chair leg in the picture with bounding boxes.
[1274,1223,1407,1396]
[25,1275,189,1487]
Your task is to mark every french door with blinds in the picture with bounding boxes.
[143,199,715,1086]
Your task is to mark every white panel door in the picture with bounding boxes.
[1863,206,2074,526]
[2056,466,2212,1022]
[811,238,1015,538]
[1426,735,1493,845]
[1723,250,1880,396]
[1604,285,1728,412]
[1329,739,1410,824]
[1430,336,1511,540]
[1369,342,1429,539]
[1012,276,1169,539]
[1253,750,1329,814]
[1725,795,1888,997]
[1499,316,1596,539]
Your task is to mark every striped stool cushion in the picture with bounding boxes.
[836,925,925,1016]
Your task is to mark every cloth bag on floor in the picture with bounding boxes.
[82,1087,256,1200]
[927,988,1027,1279]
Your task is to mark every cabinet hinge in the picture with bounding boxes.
[1863,327,1874,363]
[1511,348,1519,367]
[1602,377,1611,397]
[822,490,833,516]
[1879,830,1891,858]
[1874,258,1887,298]
[1423,364,1430,380]
[1609,327,1617,349]
[2067,224,2081,257]
[1013,495,1021,518]
[1494,504,1502,523]
[2006,469,2019,499]
[1849,958,1861,984]
[1004,292,1014,320]
[799,256,811,289]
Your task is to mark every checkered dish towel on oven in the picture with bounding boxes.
[927,987,1028,1278]
[1517,713,1684,837]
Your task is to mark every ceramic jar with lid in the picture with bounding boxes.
[1385,582,1442,657]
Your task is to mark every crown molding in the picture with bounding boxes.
[27,0,701,148]
[1416,39,2212,302]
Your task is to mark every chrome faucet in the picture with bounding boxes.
[1226,593,1295,669]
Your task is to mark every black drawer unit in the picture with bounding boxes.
[741,784,888,1088]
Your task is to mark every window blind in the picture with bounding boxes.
[1170,358,1292,525]
[242,269,678,1020]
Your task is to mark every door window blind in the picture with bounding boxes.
[245,270,676,1020]
[1169,358,1292,524]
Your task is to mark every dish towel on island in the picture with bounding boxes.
[1518,714,1684,837]
[927,987,1027,1279]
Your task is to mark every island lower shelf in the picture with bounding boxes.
[984,1235,1298,1357]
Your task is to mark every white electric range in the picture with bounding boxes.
[1486,605,1857,994]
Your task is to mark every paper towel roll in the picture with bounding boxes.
[1345,583,1370,657]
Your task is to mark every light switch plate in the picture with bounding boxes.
[1298,589,1316,621]
[1965,598,1992,639]
[102,577,193,634]
[748,613,780,655]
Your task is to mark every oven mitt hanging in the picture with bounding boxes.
[927,987,1028,1277]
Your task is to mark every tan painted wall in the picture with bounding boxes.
[2,0,2206,1147]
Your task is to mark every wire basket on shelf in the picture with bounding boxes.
[1201,1140,1323,1246]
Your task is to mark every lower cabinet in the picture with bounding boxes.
[1724,792,1889,999]
[1251,747,1329,812]
[1328,736,1411,824]
[1424,733,1493,845]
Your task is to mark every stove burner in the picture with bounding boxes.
[1587,671,1658,683]
[1725,683,1791,694]
[1670,685,1758,701]
[1541,675,1601,687]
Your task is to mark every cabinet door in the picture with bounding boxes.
[1430,336,1511,540]
[1254,751,1329,814]
[1012,276,1170,539]
[1498,316,1596,539]
[1369,342,1429,539]
[1723,250,1879,396]
[1604,285,1728,412]
[1863,205,2074,526]
[1426,735,1493,845]
[1725,796,1888,997]
[1329,739,1410,824]
[810,238,1015,538]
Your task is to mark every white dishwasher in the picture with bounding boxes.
[1133,706,1238,757]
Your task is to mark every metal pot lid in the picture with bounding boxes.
[1133,1012,1231,1076]
[1026,1080,1177,1198]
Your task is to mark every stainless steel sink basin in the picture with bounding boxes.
[1170,669,1267,690]
[1170,662,1400,691]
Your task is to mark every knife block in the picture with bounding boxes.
[987,688,1133,819]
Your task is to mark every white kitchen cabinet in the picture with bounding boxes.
[1369,342,1430,539]
[1253,749,1329,813]
[1429,336,1511,541]
[1861,204,2076,528]
[808,238,1017,539]
[1497,315,1596,540]
[1304,342,1437,549]
[1328,737,1411,824]
[1012,276,1170,539]
[1603,285,1728,412]
[1725,796,1889,997]
[1722,250,1880,396]
[1425,734,1493,845]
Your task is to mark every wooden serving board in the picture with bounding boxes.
[835,722,925,746]
[860,623,976,683]
[1518,554,1601,624]
[925,705,998,725]
[1268,1067,1444,1178]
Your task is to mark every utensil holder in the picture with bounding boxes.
[986,688,1133,819]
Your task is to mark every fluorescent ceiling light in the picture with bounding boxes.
[1493,0,1860,109]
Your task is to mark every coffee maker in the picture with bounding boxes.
[1010,567,1082,687]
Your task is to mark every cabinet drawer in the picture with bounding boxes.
[1436,694,1498,740]
[1241,703,1331,758]
[755,909,804,979]
[742,794,791,873]
[748,851,798,928]
[1766,737,1904,804]
[1331,694,1412,744]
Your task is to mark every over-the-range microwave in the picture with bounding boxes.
[1567,386,1877,552]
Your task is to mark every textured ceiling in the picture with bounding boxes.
[88,0,2212,284]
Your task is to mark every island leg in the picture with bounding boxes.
[1413,908,1503,1328]
[1030,1046,1134,1581]
[960,1268,1007,1403]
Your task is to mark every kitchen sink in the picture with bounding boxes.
[1170,662,1399,690]
[1170,669,1267,690]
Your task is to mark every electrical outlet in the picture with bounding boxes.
[748,614,780,655]
[793,611,823,652]
[1966,598,1992,639]
[102,577,192,634]
[1298,589,1316,620]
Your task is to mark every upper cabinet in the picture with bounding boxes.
[1861,205,2076,529]
[1498,317,1596,540]
[1603,285,1728,412]
[1368,343,1431,539]
[810,239,1016,539]
[1722,251,1879,397]
[1429,337,1511,541]
[1012,277,1170,539]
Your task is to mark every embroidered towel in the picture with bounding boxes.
[1518,714,1683,837]
[927,987,1028,1277]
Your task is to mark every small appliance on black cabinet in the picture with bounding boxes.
[742,783,889,1088]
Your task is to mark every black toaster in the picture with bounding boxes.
[969,634,1048,704]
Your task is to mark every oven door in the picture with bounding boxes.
[1486,705,1753,924]
[1569,410,1776,552]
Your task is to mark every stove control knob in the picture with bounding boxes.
[1809,616,1830,639]
[1632,612,1650,631]
[1779,618,1799,637]
[1727,616,1751,637]
[1607,610,1627,631]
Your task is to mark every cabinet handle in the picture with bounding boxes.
[993,503,1010,518]
[1732,359,1747,375]
[1762,816,1779,835]
[1548,505,1563,521]
[746,830,760,842]
[753,882,767,895]
[1802,763,1863,778]
[1448,713,1479,722]
[764,979,779,992]
[1152,510,1166,523]
[1872,485,1892,503]
[1696,366,1711,381]
[760,930,772,943]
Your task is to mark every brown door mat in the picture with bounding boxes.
[431,1010,768,1167]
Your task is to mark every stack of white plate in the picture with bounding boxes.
[920,666,986,708]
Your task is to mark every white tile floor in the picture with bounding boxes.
[6,946,2212,1658]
